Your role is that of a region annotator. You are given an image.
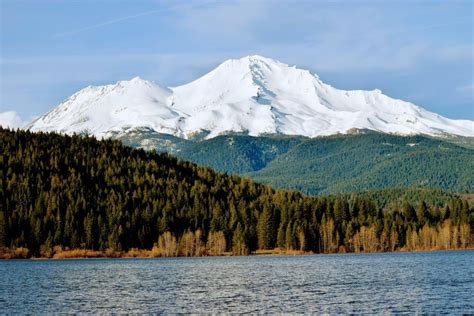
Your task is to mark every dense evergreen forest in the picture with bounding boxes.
[1,128,473,258]
[120,131,474,194]
[249,133,474,194]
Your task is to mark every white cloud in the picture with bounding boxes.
[0,111,26,129]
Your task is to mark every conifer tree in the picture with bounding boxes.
[257,208,272,249]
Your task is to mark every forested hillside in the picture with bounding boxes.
[342,188,463,210]
[178,134,304,173]
[171,133,473,194]
[1,128,473,258]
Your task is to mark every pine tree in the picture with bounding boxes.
[403,202,416,223]
[285,221,295,250]
[257,208,272,250]
[0,210,5,249]
[277,222,286,248]
[232,223,248,255]
[416,200,430,227]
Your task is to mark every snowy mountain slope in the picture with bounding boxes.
[26,77,182,137]
[26,55,474,138]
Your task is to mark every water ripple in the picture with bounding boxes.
[0,251,473,313]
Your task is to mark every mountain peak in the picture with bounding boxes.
[220,55,293,72]
[225,54,278,63]
[26,56,474,139]
[212,55,290,76]
[116,76,151,87]
[245,54,282,65]
[130,76,146,82]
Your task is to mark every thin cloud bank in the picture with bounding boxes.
[0,111,26,129]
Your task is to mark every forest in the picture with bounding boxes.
[1,127,473,258]
[120,131,474,194]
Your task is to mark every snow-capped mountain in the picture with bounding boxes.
[26,55,474,138]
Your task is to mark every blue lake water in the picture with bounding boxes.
[0,251,473,313]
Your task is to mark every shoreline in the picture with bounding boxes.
[2,247,473,260]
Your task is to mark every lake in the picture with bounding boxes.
[0,251,473,313]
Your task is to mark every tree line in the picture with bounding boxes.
[1,128,473,258]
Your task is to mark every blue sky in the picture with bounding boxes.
[1,0,473,122]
